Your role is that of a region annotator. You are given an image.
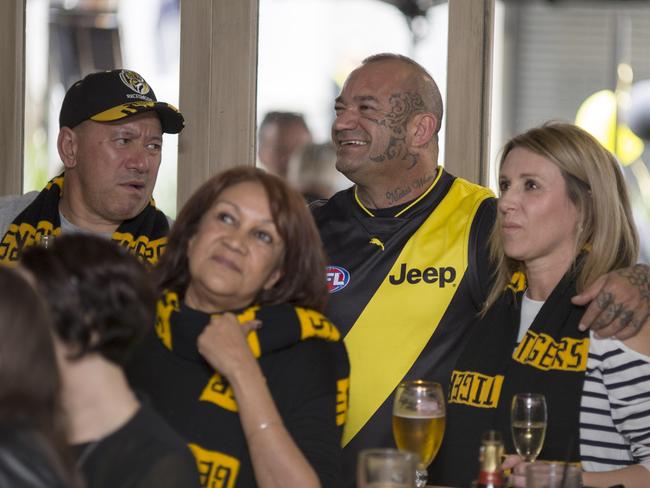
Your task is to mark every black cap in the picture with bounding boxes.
[59,69,185,134]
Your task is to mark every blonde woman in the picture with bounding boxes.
[432,123,650,488]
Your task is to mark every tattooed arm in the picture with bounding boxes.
[572,264,650,339]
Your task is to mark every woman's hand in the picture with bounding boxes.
[502,454,528,488]
[197,313,261,380]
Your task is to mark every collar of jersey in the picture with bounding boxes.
[354,166,444,218]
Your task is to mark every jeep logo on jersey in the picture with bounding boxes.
[326,266,350,293]
[388,263,457,286]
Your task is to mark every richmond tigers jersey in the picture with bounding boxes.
[312,168,496,488]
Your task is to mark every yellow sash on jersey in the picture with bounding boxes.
[342,178,493,445]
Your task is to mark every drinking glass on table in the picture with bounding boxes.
[357,448,417,488]
[511,393,547,462]
[526,462,582,488]
[392,380,446,488]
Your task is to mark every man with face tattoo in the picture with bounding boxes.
[311,53,650,487]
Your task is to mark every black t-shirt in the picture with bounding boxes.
[72,404,199,488]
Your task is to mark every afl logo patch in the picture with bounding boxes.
[326,266,350,293]
[119,70,151,95]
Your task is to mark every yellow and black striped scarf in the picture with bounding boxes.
[155,290,350,422]
[0,174,168,265]
[147,291,350,486]
[432,267,589,487]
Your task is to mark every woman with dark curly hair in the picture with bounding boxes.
[0,266,81,487]
[126,166,349,488]
[21,235,199,488]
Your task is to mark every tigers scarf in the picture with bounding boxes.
[431,267,589,487]
[0,174,169,264]
[151,291,350,486]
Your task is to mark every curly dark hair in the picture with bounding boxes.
[158,166,329,311]
[21,234,157,365]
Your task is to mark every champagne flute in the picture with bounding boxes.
[511,393,547,462]
[392,380,446,488]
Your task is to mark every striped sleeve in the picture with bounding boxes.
[580,334,650,472]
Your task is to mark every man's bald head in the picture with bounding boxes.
[361,53,443,137]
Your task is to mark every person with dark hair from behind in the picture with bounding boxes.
[21,235,199,488]
[0,266,82,488]
[257,111,312,178]
[126,166,349,488]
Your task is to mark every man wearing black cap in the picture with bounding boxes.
[0,69,184,265]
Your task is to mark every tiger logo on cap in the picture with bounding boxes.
[119,70,151,95]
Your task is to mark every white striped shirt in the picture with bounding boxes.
[580,332,650,472]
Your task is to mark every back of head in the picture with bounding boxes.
[287,142,349,201]
[258,112,313,176]
[159,166,329,311]
[0,267,60,426]
[21,235,157,365]
[485,122,639,311]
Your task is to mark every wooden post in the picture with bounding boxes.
[445,0,494,185]
[177,0,259,208]
[0,0,25,196]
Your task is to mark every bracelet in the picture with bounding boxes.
[249,420,282,440]
[258,421,280,431]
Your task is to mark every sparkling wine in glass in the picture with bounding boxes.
[511,393,547,462]
[392,380,446,488]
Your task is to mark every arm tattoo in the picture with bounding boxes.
[617,264,650,304]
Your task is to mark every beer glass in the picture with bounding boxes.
[357,448,417,488]
[392,380,446,488]
[511,393,547,462]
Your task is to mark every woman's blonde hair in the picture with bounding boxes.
[482,122,639,314]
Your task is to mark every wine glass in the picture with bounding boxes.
[392,380,446,488]
[357,448,417,488]
[511,393,547,462]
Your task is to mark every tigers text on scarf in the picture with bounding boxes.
[431,267,589,487]
[0,174,168,265]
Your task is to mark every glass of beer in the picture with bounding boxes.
[392,380,446,488]
[511,393,547,462]
[357,448,417,488]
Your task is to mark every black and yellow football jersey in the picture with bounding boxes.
[312,168,496,487]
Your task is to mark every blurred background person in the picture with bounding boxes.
[127,166,349,488]
[257,111,313,179]
[22,235,199,488]
[287,142,352,203]
[0,266,82,488]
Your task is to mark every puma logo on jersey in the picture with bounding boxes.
[388,263,457,286]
